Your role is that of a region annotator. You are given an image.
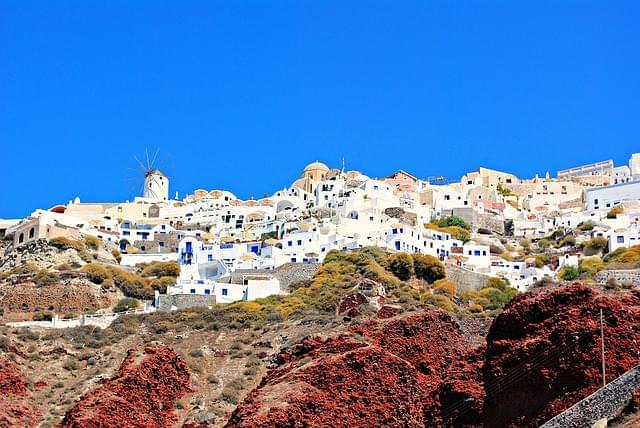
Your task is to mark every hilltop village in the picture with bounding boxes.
[1,154,640,428]
[2,153,640,312]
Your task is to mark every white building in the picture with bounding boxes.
[584,181,640,212]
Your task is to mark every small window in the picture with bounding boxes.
[190,289,196,294]
[617,236,624,243]
[204,289,211,295]
[222,289,228,296]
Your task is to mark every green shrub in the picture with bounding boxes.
[387,252,414,281]
[107,266,153,299]
[11,263,40,275]
[437,215,470,230]
[606,206,623,219]
[537,238,552,249]
[579,256,604,276]
[81,263,111,284]
[34,270,59,287]
[111,248,122,263]
[83,235,101,250]
[583,237,608,253]
[412,254,445,283]
[113,298,140,313]
[424,294,457,313]
[558,265,580,281]
[49,237,85,251]
[140,261,180,278]
[148,276,176,293]
[433,278,456,296]
[577,222,595,231]
[558,235,576,247]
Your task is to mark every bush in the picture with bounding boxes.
[49,237,85,252]
[207,374,219,384]
[433,278,456,296]
[83,235,101,250]
[412,254,445,284]
[537,238,552,249]
[558,265,580,281]
[387,252,414,281]
[580,256,604,276]
[33,311,54,321]
[81,263,111,284]
[148,276,176,293]
[558,235,576,247]
[606,206,623,219]
[63,359,78,371]
[11,263,40,275]
[437,215,470,230]
[190,349,204,358]
[111,248,122,264]
[113,298,140,313]
[34,270,59,287]
[424,294,457,313]
[107,266,153,299]
[140,261,180,278]
[534,254,549,268]
[583,237,608,251]
[577,222,595,231]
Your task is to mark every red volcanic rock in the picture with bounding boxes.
[226,310,483,427]
[482,284,640,427]
[0,357,39,427]
[59,345,192,428]
[377,304,403,319]
[0,357,27,395]
[336,292,369,317]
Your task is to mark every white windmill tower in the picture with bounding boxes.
[134,149,169,201]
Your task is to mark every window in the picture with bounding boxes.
[392,228,398,234]
[444,195,450,201]
[297,240,302,246]
[190,289,196,294]
[617,236,624,243]
[208,254,213,261]
[204,289,210,295]
[288,241,292,247]
[159,241,165,247]
[222,289,228,296]
[474,250,481,256]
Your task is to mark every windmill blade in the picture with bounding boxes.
[133,155,148,172]
[150,148,160,170]
[145,148,150,171]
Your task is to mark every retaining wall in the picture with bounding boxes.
[445,264,491,292]
[596,269,640,287]
[540,365,640,427]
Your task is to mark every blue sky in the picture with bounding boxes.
[1,1,639,218]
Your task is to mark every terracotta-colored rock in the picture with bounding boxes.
[482,284,640,427]
[59,345,192,428]
[226,310,483,427]
[0,357,39,427]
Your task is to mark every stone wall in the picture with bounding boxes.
[540,365,640,427]
[596,269,640,287]
[231,263,320,291]
[156,294,217,311]
[445,208,506,235]
[445,264,491,292]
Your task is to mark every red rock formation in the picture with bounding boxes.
[482,284,640,427]
[226,311,483,427]
[59,345,192,428]
[0,357,39,427]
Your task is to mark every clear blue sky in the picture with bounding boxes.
[1,1,639,218]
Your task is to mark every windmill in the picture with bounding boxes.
[126,148,173,201]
